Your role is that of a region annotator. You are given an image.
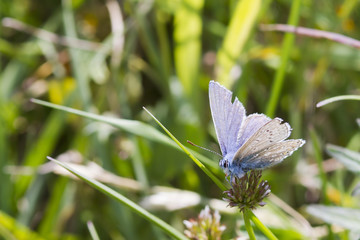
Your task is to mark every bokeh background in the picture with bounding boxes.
[1,0,360,239]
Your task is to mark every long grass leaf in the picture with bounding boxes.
[309,128,329,204]
[307,205,360,231]
[316,95,360,108]
[265,0,301,117]
[47,157,187,240]
[14,110,66,198]
[174,0,203,96]
[62,0,91,107]
[31,99,219,170]
[0,211,45,240]
[216,0,261,86]
[326,144,360,173]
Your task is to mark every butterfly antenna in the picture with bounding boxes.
[187,140,223,158]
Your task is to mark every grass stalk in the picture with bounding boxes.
[48,157,188,240]
[265,0,301,117]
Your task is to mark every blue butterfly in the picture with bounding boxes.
[209,81,305,180]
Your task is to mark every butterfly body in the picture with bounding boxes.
[209,81,305,180]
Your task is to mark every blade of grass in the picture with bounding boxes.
[174,0,203,97]
[133,2,172,107]
[326,144,360,173]
[216,0,261,86]
[316,95,360,108]
[14,109,67,199]
[307,205,360,231]
[143,107,227,191]
[0,211,45,240]
[30,99,219,170]
[38,177,69,235]
[265,0,301,118]
[62,0,91,108]
[47,157,187,240]
[87,221,100,240]
[309,128,329,204]
[248,210,278,240]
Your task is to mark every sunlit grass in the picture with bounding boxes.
[1,0,360,239]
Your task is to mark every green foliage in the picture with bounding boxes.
[2,0,360,239]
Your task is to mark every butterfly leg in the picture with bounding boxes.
[226,173,235,188]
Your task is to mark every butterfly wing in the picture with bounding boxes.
[209,81,246,156]
[237,113,271,148]
[238,139,305,169]
[234,117,292,161]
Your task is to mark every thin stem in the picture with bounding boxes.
[316,95,360,108]
[243,208,256,240]
[260,24,360,49]
[265,0,301,117]
[309,128,329,204]
[87,221,100,240]
[2,17,101,51]
[248,210,278,240]
[143,107,227,191]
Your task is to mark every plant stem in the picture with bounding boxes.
[309,128,329,204]
[248,210,278,240]
[243,208,256,240]
[265,0,301,117]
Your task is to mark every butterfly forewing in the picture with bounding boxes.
[240,139,305,169]
[209,81,246,155]
[234,117,292,160]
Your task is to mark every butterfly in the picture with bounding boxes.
[209,80,305,180]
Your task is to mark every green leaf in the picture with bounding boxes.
[174,0,203,96]
[307,204,360,231]
[30,99,219,170]
[326,144,360,173]
[216,0,261,86]
[265,0,302,117]
[0,211,46,240]
[47,157,187,240]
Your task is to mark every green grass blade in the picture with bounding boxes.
[62,0,91,107]
[326,144,360,173]
[14,110,66,198]
[216,0,261,86]
[265,0,301,118]
[47,157,187,240]
[0,211,45,240]
[31,99,219,170]
[248,210,278,240]
[309,128,329,204]
[307,205,360,231]
[143,107,227,191]
[38,177,69,235]
[174,0,203,96]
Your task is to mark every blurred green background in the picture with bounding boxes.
[1,0,360,239]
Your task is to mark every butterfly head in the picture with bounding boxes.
[219,154,246,180]
[219,157,231,176]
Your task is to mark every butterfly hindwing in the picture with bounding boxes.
[234,117,292,161]
[239,139,306,169]
[237,113,271,148]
